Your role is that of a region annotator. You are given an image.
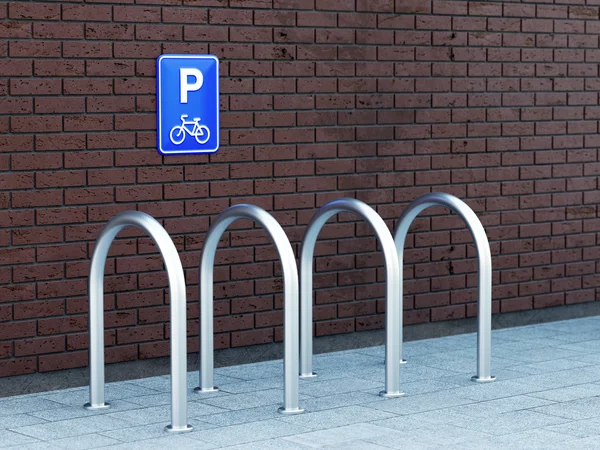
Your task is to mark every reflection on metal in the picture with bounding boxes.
[300,199,404,398]
[395,192,495,382]
[85,211,192,432]
[196,204,304,414]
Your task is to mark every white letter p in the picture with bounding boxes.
[180,68,203,104]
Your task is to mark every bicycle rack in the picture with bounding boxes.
[395,192,495,382]
[196,204,304,414]
[85,211,192,432]
[299,199,404,398]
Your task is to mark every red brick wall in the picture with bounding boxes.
[1,0,600,376]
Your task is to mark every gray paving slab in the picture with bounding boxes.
[529,383,600,402]
[530,396,600,420]
[493,325,565,341]
[0,413,48,429]
[432,394,556,418]
[275,405,395,430]
[29,400,141,422]
[451,379,548,401]
[512,358,594,375]
[38,384,161,408]
[438,367,527,386]
[0,397,63,417]
[573,353,600,364]
[4,443,61,450]
[545,417,600,439]
[380,422,495,446]
[407,354,518,373]
[98,419,216,442]
[564,435,600,450]
[370,414,438,431]
[397,378,462,395]
[187,419,312,446]
[296,390,385,412]
[0,429,40,448]
[282,423,408,448]
[449,428,578,450]
[198,405,282,427]
[363,389,476,415]
[104,434,216,450]
[105,405,173,426]
[199,389,312,411]
[495,346,589,363]
[128,374,230,394]
[49,433,121,449]
[318,441,392,449]
[558,339,600,354]
[442,409,571,436]
[219,438,313,449]
[299,377,383,397]
[10,414,126,440]
[363,437,443,450]
[217,376,285,394]
[215,361,284,381]
[516,366,600,390]
[396,364,454,383]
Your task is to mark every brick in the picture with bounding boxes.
[35,60,84,77]
[15,336,64,357]
[86,23,133,40]
[9,2,60,20]
[0,320,36,339]
[0,358,36,377]
[39,351,87,372]
[136,24,182,40]
[114,6,160,22]
[62,5,112,21]
[9,41,60,58]
[33,22,83,39]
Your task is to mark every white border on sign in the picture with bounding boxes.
[157,54,220,155]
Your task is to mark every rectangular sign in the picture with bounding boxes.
[156,54,219,155]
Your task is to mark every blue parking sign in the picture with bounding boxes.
[156,54,219,155]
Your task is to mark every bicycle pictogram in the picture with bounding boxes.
[169,115,210,145]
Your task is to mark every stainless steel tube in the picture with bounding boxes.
[196,204,304,414]
[394,192,495,382]
[85,211,192,432]
[299,199,404,397]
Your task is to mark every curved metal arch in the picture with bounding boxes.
[196,204,304,414]
[395,192,495,382]
[85,211,192,432]
[300,198,404,397]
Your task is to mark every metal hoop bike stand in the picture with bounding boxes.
[395,192,495,382]
[196,204,304,415]
[85,211,192,432]
[299,199,404,398]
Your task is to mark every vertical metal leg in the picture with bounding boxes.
[85,288,109,410]
[166,254,193,433]
[471,252,495,383]
[196,255,218,393]
[299,256,316,379]
[279,253,304,414]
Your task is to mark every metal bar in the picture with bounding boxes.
[299,199,404,397]
[196,204,304,414]
[394,192,495,382]
[85,211,193,432]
